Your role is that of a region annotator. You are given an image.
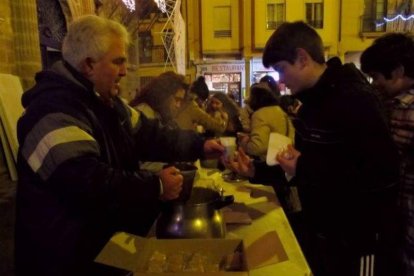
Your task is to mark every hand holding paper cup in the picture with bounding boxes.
[220,136,237,160]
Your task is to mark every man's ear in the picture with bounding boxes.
[81,57,95,77]
[295,48,310,68]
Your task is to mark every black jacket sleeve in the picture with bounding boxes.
[134,114,205,163]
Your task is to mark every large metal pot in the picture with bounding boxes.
[156,187,234,239]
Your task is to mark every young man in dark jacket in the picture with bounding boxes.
[361,33,414,276]
[15,15,223,275]
[227,21,399,276]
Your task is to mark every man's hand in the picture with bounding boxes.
[203,138,225,159]
[159,166,183,201]
[222,148,255,178]
[276,144,301,176]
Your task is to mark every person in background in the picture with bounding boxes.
[129,72,190,172]
[239,82,294,160]
[192,76,210,108]
[15,15,224,276]
[206,92,243,137]
[279,94,302,117]
[226,21,399,276]
[174,76,227,135]
[259,74,281,98]
[129,71,188,129]
[238,98,253,133]
[361,33,414,276]
[238,82,301,215]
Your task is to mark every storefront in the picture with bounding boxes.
[196,62,246,106]
[251,58,296,95]
[251,58,279,84]
[196,58,296,106]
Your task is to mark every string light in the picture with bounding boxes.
[383,14,414,22]
[121,0,135,12]
[375,13,414,28]
[154,0,167,13]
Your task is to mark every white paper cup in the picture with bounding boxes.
[220,136,236,160]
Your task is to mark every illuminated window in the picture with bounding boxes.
[266,1,285,30]
[214,6,232,37]
[306,1,324,29]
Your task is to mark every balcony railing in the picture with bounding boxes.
[361,14,414,35]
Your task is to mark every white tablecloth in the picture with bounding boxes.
[195,164,312,276]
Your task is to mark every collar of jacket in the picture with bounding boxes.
[296,57,342,104]
[22,60,96,108]
[59,60,115,107]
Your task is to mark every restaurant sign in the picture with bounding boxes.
[197,63,245,75]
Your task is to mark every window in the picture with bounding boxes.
[306,1,324,29]
[362,0,387,32]
[138,31,153,63]
[213,6,232,38]
[266,1,285,30]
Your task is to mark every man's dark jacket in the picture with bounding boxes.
[15,61,205,275]
[254,58,399,246]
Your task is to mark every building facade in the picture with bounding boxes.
[1,0,413,100]
[137,0,414,103]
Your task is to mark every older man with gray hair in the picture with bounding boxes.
[15,15,223,275]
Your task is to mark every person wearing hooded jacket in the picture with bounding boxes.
[15,15,223,276]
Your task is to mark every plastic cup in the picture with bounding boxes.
[219,136,236,160]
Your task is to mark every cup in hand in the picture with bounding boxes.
[220,136,237,160]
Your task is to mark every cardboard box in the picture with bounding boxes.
[95,231,288,275]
